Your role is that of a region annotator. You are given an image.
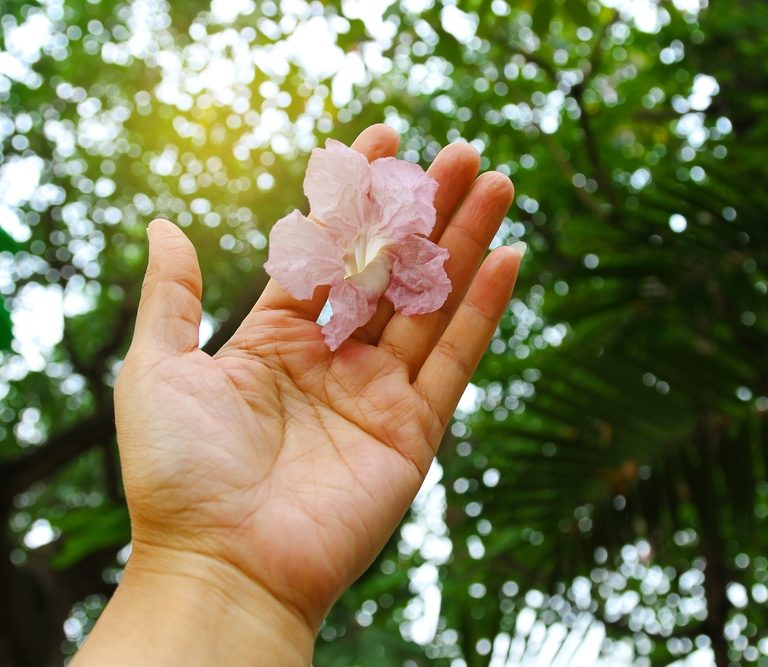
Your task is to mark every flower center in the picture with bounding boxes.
[344,235,391,278]
[346,250,392,296]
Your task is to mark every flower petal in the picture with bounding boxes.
[304,139,372,239]
[322,255,391,350]
[386,236,451,316]
[263,209,345,300]
[369,157,439,242]
[323,282,377,351]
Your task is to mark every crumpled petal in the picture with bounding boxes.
[385,235,451,316]
[323,282,378,351]
[369,157,439,242]
[323,255,392,350]
[265,136,450,351]
[263,209,345,300]
[304,139,372,241]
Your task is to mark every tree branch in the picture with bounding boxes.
[0,270,269,504]
[541,134,609,218]
[571,83,621,215]
[0,411,116,507]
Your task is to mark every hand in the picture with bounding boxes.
[75,124,522,666]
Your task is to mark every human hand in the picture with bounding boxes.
[77,124,522,666]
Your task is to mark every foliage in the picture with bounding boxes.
[0,1,766,666]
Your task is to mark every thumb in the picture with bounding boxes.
[132,218,203,354]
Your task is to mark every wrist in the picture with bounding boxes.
[73,541,314,667]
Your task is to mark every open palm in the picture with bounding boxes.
[115,124,521,633]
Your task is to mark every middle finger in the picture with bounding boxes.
[378,169,515,379]
[352,141,481,344]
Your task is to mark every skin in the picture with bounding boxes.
[71,124,522,666]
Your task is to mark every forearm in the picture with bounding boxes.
[70,544,314,667]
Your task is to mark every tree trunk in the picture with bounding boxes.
[703,545,730,667]
[0,514,118,667]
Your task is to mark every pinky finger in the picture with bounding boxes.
[415,244,526,433]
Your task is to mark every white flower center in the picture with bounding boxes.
[348,254,391,295]
[345,236,392,295]
[344,235,391,279]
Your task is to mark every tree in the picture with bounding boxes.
[1,1,766,665]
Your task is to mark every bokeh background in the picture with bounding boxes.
[1,0,766,665]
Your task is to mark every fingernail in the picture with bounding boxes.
[509,241,527,258]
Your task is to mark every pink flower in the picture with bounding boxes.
[264,139,451,350]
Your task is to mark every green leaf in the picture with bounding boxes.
[0,226,20,253]
[565,0,593,27]
[0,300,12,352]
[50,504,130,569]
[532,0,556,34]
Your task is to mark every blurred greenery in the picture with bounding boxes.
[0,0,766,666]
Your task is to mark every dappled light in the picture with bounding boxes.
[1,0,766,666]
